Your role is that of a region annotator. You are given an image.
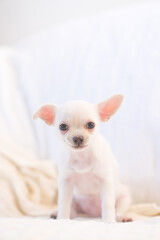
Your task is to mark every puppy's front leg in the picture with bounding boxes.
[101,178,116,223]
[57,178,73,219]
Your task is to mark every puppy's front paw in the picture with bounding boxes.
[121,217,133,222]
[50,210,58,219]
[116,215,133,222]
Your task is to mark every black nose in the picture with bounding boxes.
[73,136,84,145]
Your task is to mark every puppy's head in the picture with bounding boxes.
[33,95,123,151]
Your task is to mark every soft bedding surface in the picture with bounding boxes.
[0,217,159,240]
[0,46,160,239]
[0,47,160,240]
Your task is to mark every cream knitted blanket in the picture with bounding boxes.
[0,136,58,217]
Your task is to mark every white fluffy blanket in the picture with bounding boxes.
[0,46,160,240]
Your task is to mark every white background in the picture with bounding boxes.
[0,0,156,45]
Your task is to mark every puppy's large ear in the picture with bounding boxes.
[97,95,124,122]
[33,104,56,125]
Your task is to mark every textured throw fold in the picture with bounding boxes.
[0,135,58,217]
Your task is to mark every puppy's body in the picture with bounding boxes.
[59,133,130,221]
[34,96,131,223]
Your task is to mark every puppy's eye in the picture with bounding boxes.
[86,122,95,129]
[59,124,68,131]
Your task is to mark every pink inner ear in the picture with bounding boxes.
[98,95,123,121]
[34,105,55,125]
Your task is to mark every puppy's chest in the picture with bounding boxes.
[68,151,102,195]
[69,150,97,173]
[72,172,101,195]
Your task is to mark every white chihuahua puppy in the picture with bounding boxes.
[34,95,131,223]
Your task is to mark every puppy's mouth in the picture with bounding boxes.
[71,145,88,150]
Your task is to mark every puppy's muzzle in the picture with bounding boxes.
[72,136,84,146]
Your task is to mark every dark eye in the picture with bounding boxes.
[86,122,95,129]
[59,124,68,131]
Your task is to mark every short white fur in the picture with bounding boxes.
[34,95,131,223]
